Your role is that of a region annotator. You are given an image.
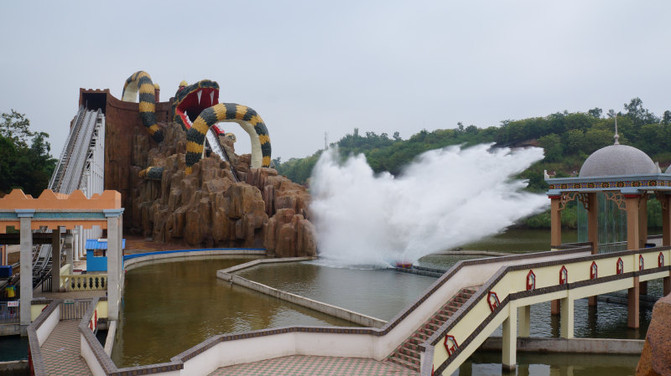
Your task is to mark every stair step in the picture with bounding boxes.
[387,356,420,372]
[398,346,421,359]
[388,286,482,372]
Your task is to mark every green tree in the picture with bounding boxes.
[588,108,602,118]
[1,110,34,148]
[0,111,56,196]
[624,97,659,126]
[538,133,562,162]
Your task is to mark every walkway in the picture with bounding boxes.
[210,355,417,376]
[41,320,92,376]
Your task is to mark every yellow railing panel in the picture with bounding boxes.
[431,248,671,375]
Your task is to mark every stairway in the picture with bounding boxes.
[386,286,479,372]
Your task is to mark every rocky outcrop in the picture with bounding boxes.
[637,292,671,375]
[129,122,315,256]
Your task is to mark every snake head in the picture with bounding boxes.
[172,80,220,131]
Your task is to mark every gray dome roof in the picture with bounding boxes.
[579,144,657,177]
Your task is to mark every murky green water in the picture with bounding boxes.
[0,335,28,361]
[112,257,355,367]
[461,228,578,253]
[238,262,437,321]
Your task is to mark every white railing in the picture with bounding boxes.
[61,274,107,291]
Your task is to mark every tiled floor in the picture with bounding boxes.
[210,355,418,376]
[41,320,92,376]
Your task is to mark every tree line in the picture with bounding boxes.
[0,110,57,197]
[275,98,671,228]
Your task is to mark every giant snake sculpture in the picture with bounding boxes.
[122,71,271,175]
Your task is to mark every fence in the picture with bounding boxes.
[60,299,91,320]
[0,301,19,324]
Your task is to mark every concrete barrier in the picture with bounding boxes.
[217,258,387,328]
[481,336,644,354]
[124,249,266,271]
[0,360,28,374]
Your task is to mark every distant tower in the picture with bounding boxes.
[324,132,328,150]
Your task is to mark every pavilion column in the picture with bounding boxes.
[587,193,599,306]
[587,193,598,254]
[51,228,62,292]
[105,209,124,321]
[662,194,671,246]
[16,209,35,331]
[638,196,648,249]
[64,228,72,268]
[78,225,85,260]
[549,195,562,249]
[663,195,671,295]
[624,192,641,329]
[624,193,641,251]
[638,196,649,295]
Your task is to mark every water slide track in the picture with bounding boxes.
[206,129,240,181]
[12,107,105,290]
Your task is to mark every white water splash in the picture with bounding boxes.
[309,144,549,268]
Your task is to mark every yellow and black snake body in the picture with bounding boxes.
[122,71,163,143]
[123,72,271,177]
[185,103,271,174]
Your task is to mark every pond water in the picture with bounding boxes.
[237,261,437,321]
[460,228,578,253]
[0,335,28,361]
[112,257,355,367]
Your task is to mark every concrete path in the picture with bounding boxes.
[41,320,92,376]
[210,355,418,376]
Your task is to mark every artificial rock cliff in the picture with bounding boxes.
[636,292,671,376]
[128,122,316,257]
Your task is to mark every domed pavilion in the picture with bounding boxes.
[544,125,671,328]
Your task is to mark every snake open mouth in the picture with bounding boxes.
[173,80,220,130]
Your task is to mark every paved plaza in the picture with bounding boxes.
[41,320,92,376]
[210,355,418,376]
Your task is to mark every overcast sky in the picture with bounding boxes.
[1,1,670,161]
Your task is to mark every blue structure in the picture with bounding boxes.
[86,239,125,272]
